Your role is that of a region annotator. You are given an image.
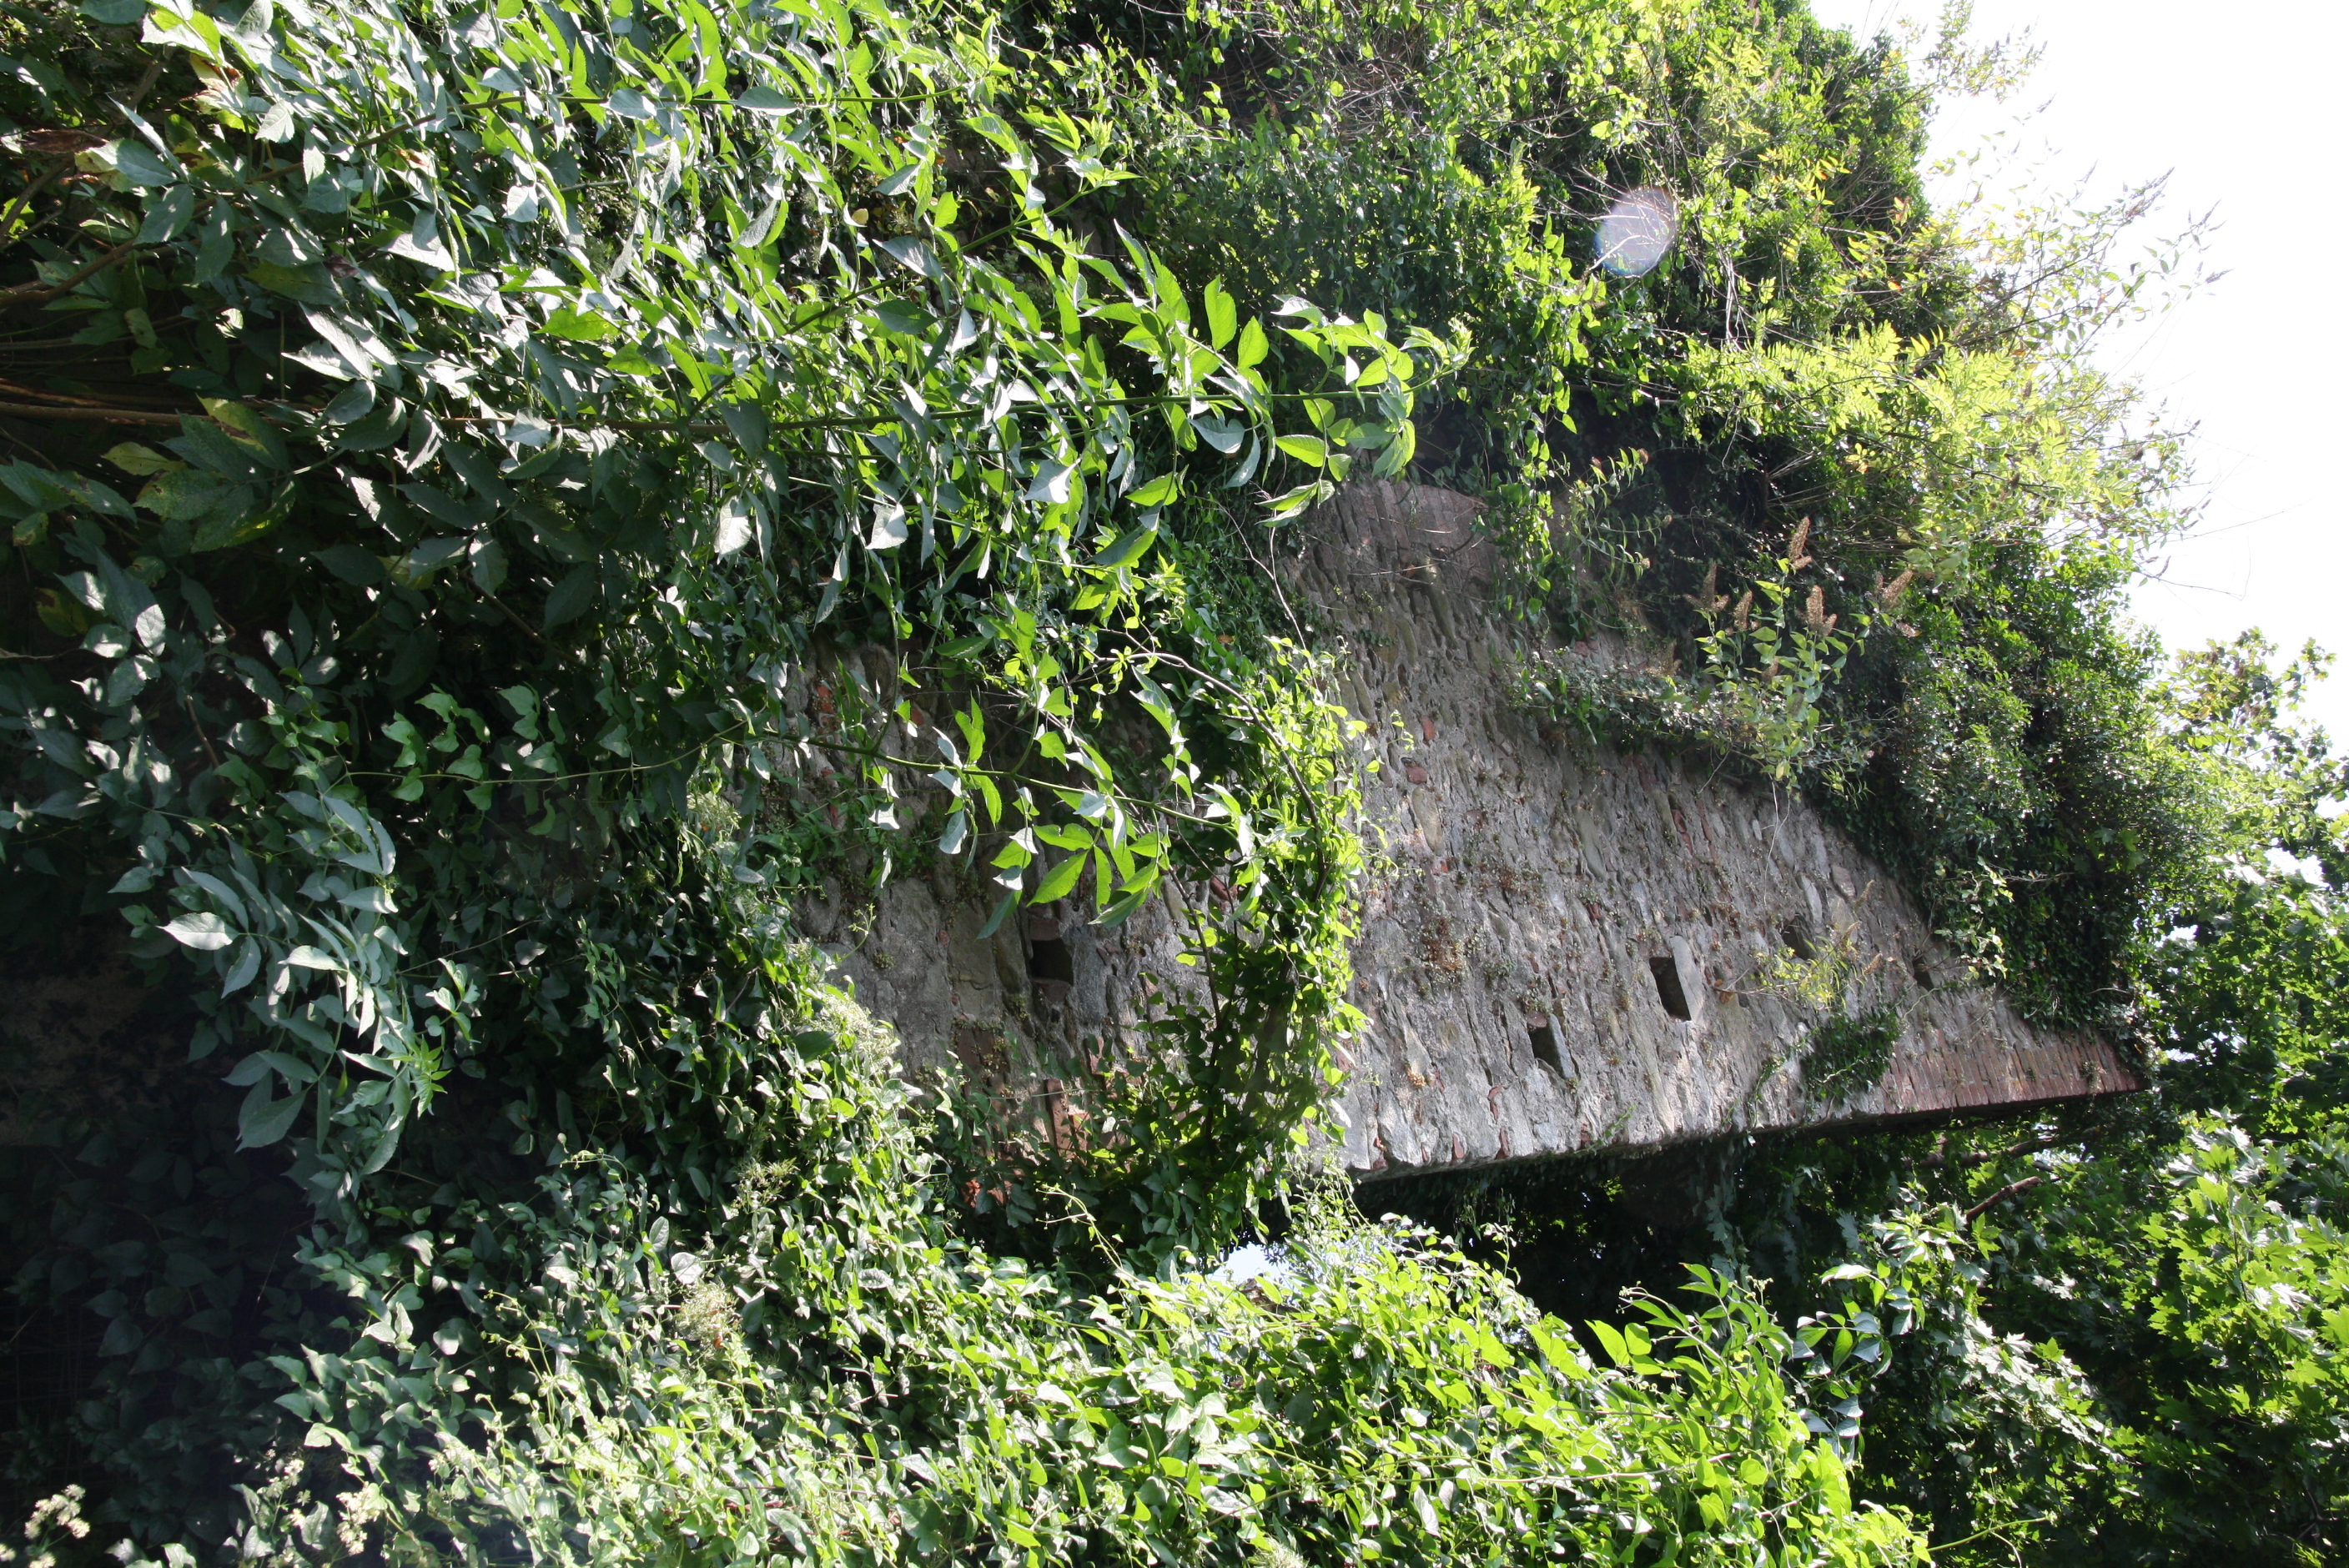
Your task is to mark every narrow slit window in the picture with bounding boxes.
[1650,955,1693,1021]
[1527,1017,1562,1073]
[1783,921,1816,962]
[1910,955,1934,990]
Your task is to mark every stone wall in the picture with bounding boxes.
[792,483,2143,1180]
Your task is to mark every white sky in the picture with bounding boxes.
[1805,0,2349,738]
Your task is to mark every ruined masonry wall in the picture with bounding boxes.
[792,483,2142,1179]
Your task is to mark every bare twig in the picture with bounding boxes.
[116,61,169,116]
[480,588,548,645]
[0,400,181,425]
[184,694,222,771]
[0,376,189,410]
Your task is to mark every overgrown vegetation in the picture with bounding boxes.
[2,0,2340,1561]
[1087,0,2218,1028]
[1396,634,2349,1565]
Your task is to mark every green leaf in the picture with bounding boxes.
[1034,851,1086,903]
[1203,279,1237,349]
[1370,420,1416,479]
[1094,883,1153,927]
[1274,434,1327,467]
[202,399,287,466]
[333,397,406,452]
[103,443,180,476]
[975,889,1018,941]
[137,183,195,244]
[1264,480,1329,520]
[543,306,618,343]
[1091,527,1156,571]
[244,259,337,305]
[872,300,931,336]
[136,469,236,521]
[322,379,377,425]
[238,1087,304,1149]
[112,141,179,188]
[1025,460,1074,505]
[221,942,260,996]
[140,0,223,62]
[163,912,234,951]
[34,589,90,639]
[544,566,599,627]
[878,237,937,279]
[739,195,786,249]
[399,537,467,579]
[385,213,455,271]
[310,545,384,589]
[193,494,279,550]
[1191,415,1244,455]
[1127,472,1178,508]
[1235,318,1269,369]
[470,537,508,594]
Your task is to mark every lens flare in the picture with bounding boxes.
[1595,187,1678,279]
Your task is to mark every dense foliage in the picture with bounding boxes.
[1398,633,2349,1565]
[2,0,2341,1562]
[1076,0,2218,1028]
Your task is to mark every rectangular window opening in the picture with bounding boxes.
[1650,955,1693,1021]
[1527,1018,1562,1073]
[1029,935,1074,986]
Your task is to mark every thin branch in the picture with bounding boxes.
[0,243,136,312]
[0,159,71,246]
[115,60,169,116]
[1927,1130,2094,1170]
[0,400,181,425]
[184,693,223,771]
[1963,1173,2050,1224]
[0,337,133,352]
[0,376,189,410]
[479,587,547,645]
[353,92,524,153]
